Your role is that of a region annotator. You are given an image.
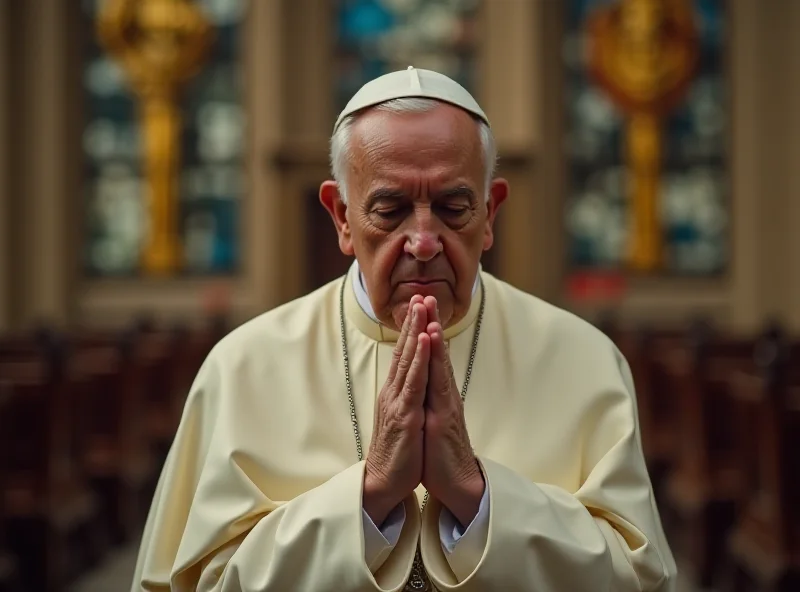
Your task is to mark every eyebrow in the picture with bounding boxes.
[364,185,477,208]
[365,188,407,209]
[434,186,476,201]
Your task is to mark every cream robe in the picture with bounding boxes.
[131,271,677,591]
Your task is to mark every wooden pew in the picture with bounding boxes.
[726,334,800,591]
[68,318,222,544]
[0,383,23,592]
[139,329,187,459]
[0,554,22,592]
[0,316,225,589]
[615,326,685,492]
[67,328,157,545]
[658,320,754,586]
[134,320,220,460]
[0,333,101,592]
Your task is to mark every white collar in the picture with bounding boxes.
[351,260,479,323]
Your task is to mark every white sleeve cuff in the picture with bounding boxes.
[439,484,490,554]
[362,503,406,572]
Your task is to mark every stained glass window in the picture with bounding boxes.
[564,0,728,275]
[335,0,480,112]
[82,0,245,277]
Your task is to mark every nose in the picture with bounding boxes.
[404,208,443,262]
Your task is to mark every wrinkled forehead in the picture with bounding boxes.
[348,106,484,194]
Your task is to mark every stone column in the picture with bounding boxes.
[784,0,800,331]
[270,0,334,303]
[728,0,800,333]
[0,0,11,330]
[727,0,763,332]
[17,0,72,327]
[245,0,289,311]
[482,0,542,296]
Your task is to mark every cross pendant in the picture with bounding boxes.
[404,547,430,591]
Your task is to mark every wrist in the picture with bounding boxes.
[363,474,401,527]
[440,467,485,528]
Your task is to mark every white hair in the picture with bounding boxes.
[329,97,498,204]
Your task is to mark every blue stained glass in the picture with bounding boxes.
[335,0,480,112]
[82,0,244,277]
[564,0,729,276]
[696,0,724,46]
[339,0,396,42]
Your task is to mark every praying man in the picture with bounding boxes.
[131,67,677,591]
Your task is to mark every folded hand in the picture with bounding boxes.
[421,296,484,527]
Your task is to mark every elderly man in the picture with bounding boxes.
[132,68,676,591]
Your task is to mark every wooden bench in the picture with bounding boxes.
[725,335,800,591]
[67,328,156,545]
[0,333,102,592]
[616,326,685,493]
[0,383,23,592]
[0,316,225,589]
[0,552,22,592]
[659,321,755,586]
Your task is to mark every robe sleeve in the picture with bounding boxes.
[419,348,677,591]
[438,485,490,577]
[130,351,420,592]
[363,504,406,571]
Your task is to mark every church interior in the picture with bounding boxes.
[1,0,799,590]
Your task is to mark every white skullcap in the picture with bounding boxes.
[333,66,490,132]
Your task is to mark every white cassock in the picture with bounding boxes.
[131,262,677,591]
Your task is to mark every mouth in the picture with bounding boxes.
[398,279,446,286]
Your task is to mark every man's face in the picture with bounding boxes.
[320,103,508,331]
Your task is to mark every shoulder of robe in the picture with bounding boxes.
[183,278,342,420]
[195,277,342,388]
[483,275,637,453]
[481,271,618,362]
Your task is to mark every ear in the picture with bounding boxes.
[482,178,509,251]
[319,180,355,256]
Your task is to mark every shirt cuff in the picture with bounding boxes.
[439,484,490,554]
[362,503,406,572]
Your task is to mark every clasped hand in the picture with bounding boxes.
[363,295,485,528]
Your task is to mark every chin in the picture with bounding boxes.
[389,308,407,332]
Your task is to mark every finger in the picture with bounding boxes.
[397,295,424,351]
[403,295,425,339]
[427,326,455,408]
[402,331,430,407]
[424,296,440,325]
[393,302,427,387]
[428,325,446,379]
[387,295,424,383]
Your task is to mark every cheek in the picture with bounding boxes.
[443,228,484,269]
[372,243,399,274]
[359,232,405,281]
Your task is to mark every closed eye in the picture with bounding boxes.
[373,208,404,219]
[437,204,470,215]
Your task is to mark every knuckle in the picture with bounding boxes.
[401,383,421,401]
[396,355,412,373]
[376,389,391,406]
[378,406,401,428]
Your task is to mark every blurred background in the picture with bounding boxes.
[0,0,798,590]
